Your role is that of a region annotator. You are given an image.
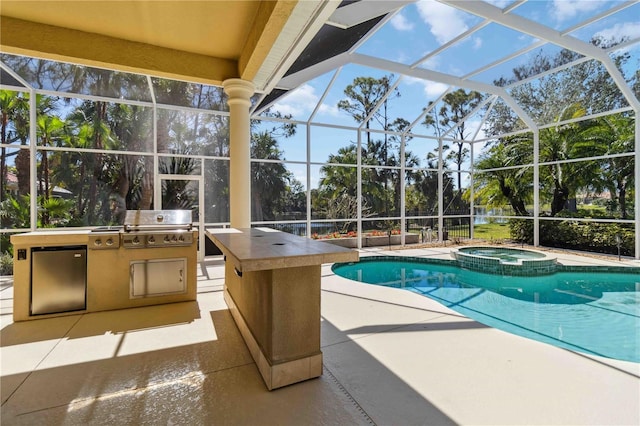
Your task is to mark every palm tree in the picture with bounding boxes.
[36,113,66,225]
[473,141,532,216]
[424,89,483,193]
[64,100,115,223]
[538,104,603,215]
[579,113,635,218]
[0,90,29,197]
[250,131,293,221]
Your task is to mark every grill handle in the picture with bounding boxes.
[123,223,193,232]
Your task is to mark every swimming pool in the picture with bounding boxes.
[332,257,640,363]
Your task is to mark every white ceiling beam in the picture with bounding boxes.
[405,86,454,137]
[325,0,413,29]
[256,1,341,93]
[461,39,545,81]
[441,95,494,139]
[472,96,498,142]
[358,74,404,131]
[351,52,538,130]
[559,1,636,36]
[275,52,350,90]
[308,67,342,123]
[351,52,501,95]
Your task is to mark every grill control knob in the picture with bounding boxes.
[164,235,171,243]
[105,238,113,246]
[148,236,156,244]
[171,235,177,242]
[178,235,185,242]
[94,239,102,246]
[132,236,140,245]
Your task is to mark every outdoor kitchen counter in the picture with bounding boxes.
[205,227,358,390]
[11,229,198,321]
[11,229,91,244]
[206,227,358,272]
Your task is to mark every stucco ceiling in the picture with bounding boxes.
[0,0,339,91]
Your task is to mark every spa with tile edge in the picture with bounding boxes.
[206,227,359,390]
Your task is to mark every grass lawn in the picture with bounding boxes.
[473,222,511,240]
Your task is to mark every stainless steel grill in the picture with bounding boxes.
[123,210,192,232]
[89,210,194,250]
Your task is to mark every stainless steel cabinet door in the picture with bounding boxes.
[130,258,186,297]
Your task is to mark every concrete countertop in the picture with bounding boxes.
[11,230,91,246]
[206,227,359,272]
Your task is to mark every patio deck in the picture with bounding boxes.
[1,246,639,425]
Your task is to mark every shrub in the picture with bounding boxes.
[0,252,13,276]
[508,218,634,257]
[509,219,534,244]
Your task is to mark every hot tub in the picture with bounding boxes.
[452,246,557,276]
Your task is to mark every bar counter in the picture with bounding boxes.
[206,227,359,390]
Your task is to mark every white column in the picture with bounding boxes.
[223,79,255,228]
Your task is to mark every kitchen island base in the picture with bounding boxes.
[207,228,358,390]
[223,263,323,390]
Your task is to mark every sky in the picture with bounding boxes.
[263,0,640,190]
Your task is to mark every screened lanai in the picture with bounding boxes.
[1,0,639,265]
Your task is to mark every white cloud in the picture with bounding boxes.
[595,22,640,42]
[423,81,449,98]
[272,84,319,117]
[416,0,469,45]
[405,76,449,99]
[390,12,414,31]
[472,37,483,50]
[318,102,341,117]
[551,0,603,22]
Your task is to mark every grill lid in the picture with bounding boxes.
[124,210,192,231]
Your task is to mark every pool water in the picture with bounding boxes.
[333,259,640,363]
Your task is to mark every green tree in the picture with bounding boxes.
[482,35,636,220]
[160,155,198,212]
[579,113,635,218]
[423,89,483,195]
[337,75,397,146]
[249,110,298,222]
[106,103,153,214]
[538,104,604,215]
[63,99,117,224]
[473,137,532,216]
[411,150,455,216]
[336,75,419,219]
[251,131,294,221]
[0,90,29,197]
[318,146,359,222]
[36,113,67,225]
